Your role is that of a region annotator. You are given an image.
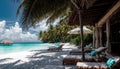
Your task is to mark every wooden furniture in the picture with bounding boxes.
[62,47,108,65]
[62,55,107,65]
[76,57,120,69]
[48,44,63,51]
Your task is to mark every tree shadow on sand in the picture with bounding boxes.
[0,50,75,69]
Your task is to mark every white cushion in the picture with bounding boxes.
[113,57,120,62]
[61,54,92,59]
[77,62,107,67]
[95,47,106,52]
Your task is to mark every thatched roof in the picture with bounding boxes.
[68,0,119,26]
[1,40,13,44]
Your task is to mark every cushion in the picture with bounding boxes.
[114,57,120,62]
[55,42,60,46]
[61,54,92,59]
[106,58,115,67]
[89,50,97,57]
[85,44,92,49]
[77,62,106,68]
[95,47,106,52]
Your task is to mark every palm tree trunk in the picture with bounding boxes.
[78,9,85,61]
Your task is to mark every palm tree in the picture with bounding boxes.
[17,0,72,29]
[17,0,97,61]
[17,0,96,29]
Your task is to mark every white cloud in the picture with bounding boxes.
[29,19,60,32]
[29,20,49,32]
[0,20,39,42]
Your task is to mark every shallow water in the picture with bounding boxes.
[0,42,55,54]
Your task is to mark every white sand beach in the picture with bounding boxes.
[0,43,78,69]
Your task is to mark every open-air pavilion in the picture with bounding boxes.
[68,0,120,57]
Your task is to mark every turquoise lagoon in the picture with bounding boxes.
[0,42,56,54]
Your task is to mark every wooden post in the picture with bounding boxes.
[99,27,103,47]
[71,0,85,61]
[78,9,85,61]
[106,19,111,53]
[95,26,99,48]
[93,26,95,48]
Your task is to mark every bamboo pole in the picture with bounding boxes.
[106,19,111,53]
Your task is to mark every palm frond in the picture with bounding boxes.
[17,0,97,29]
[17,0,71,29]
[46,4,70,23]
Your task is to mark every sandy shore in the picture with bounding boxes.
[0,43,77,69]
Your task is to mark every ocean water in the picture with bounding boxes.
[0,42,56,54]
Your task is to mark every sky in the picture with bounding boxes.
[0,0,59,33]
[0,0,59,41]
[0,0,20,21]
[0,0,42,41]
[0,0,49,32]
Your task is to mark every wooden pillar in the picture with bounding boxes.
[95,26,99,48]
[71,0,85,61]
[106,20,111,53]
[93,26,95,48]
[99,27,103,47]
[78,9,85,61]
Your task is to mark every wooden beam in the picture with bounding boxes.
[97,0,120,27]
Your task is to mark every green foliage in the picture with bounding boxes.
[39,21,78,43]
[70,36,80,45]
[83,33,93,45]
[39,20,93,46]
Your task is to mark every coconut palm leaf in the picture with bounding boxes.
[17,0,97,29]
[17,0,71,29]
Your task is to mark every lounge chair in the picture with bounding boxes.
[76,57,120,69]
[48,44,64,51]
[69,44,93,55]
[62,54,107,65]
[62,47,107,65]
[70,46,107,55]
[69,48,93,55]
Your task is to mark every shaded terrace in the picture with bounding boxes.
[68,0,120,56]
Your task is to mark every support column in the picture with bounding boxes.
[78,9,85,61]
[99,27,103,47]
[93,26,95,48]
[106,19,111,53]
[95,26,99,48]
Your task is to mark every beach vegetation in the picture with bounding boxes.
[16,0,94,45]
[39,20,93,46]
